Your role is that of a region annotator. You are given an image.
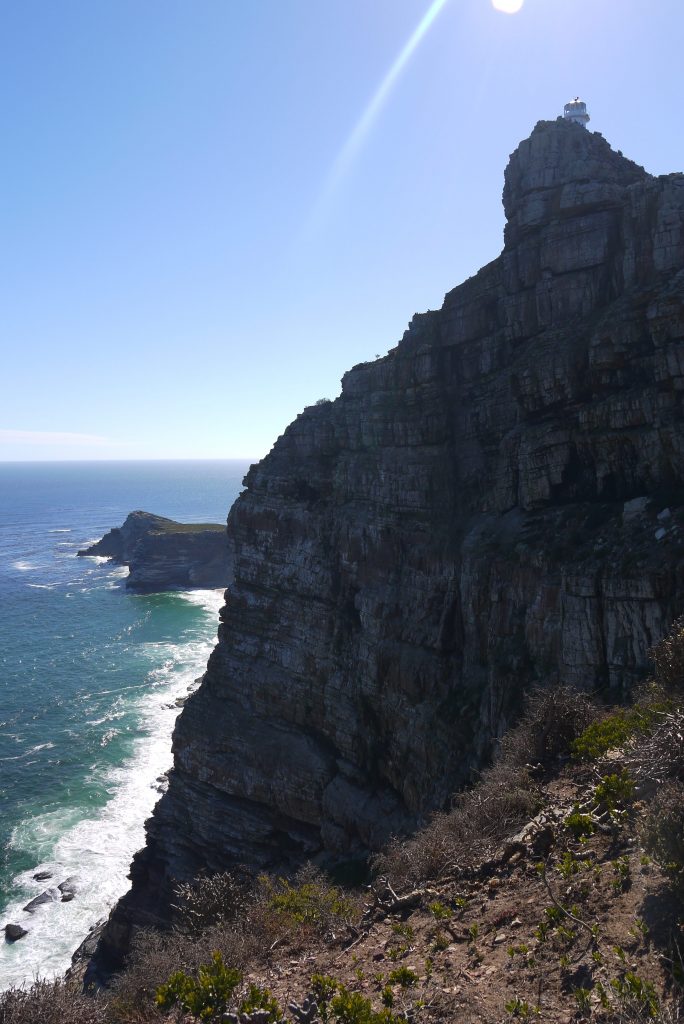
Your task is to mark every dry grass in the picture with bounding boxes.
[627,706,684,784]
[375,684,600,889]
[110,865,363,1017]
[497,683,599,768]
[171,869,253,934]
[0,979,106,1024]
[640,779,684,900]
[374,760,539,887]
[652,616,684,691]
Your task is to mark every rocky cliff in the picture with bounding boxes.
[96,120,684,969]
[78,511,232,590]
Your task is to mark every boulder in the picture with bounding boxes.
[23,887,60,913]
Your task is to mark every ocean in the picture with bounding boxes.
[0,460,251,990]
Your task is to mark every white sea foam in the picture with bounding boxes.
[11,561,36,572]
[48,529,72,534]
[0,592,222,991]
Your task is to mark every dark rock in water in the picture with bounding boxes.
[23,888,60,913]
[58,876,78,896]
[61,892,75,903]
[5,923,28,942]
[33,870,53,881]
[95,119,684,971]
[78,510,233,591]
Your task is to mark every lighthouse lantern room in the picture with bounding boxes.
[563,97,590,127]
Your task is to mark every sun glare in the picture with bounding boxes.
[303,0,450,238]
[492,0,524,13]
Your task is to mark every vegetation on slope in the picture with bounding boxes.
[3,620,684,1024]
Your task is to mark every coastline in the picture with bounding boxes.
[0,571,224,990]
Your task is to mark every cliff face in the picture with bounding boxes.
[79,511,233,590]
[98,121,684,965]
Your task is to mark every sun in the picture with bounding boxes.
[492,0,525,13]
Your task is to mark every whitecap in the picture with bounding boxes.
[178,589,226,615]
[48,529,72,534]
[0,610,216,990]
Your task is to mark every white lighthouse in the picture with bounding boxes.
[563,97,590,127]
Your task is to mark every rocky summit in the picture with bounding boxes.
[78,510,233,590]
[96,119,684,969]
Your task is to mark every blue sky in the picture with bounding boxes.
[2,0,682,460]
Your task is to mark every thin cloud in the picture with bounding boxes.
[0,429,117,447]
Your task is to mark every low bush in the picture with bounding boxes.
[111,923,250,1012]
[641,780,684,901]
[260,866,361,934]
[651,616,684,691]
[172,869,252,933]
[498,685,599,767]
[329,985,403,1024]
[239,983,281,1022]
[594,769,637,811]
[155,951,242,1021]
[571,693,672,762]
[627,706,684,785]
[375,760,539,886]
[0,980,106,1024]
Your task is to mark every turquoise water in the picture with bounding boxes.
[0,461,250,989]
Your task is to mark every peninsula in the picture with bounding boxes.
[78,510,233,590]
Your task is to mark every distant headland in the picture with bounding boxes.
[78,510,232,591]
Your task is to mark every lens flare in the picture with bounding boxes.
[304,0,450,236]
[492,0,524,13]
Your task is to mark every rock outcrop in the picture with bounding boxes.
[96,120,684,970]
[78,511,232,590]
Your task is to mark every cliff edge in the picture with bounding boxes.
[97,120,684,969]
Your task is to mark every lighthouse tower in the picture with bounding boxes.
[563,97,590,127]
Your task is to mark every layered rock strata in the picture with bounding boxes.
[79,511,232,590]
[97,120,684,969]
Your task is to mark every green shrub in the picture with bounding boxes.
[594,769,636,811]
[610,971,659,1017]
[428,900,452,920]
[309,975,340,1023]
[573,987,591,1014]
[565,808,596,838]
[239,983,281,1022]
[557,851,582,879]
[266,876,359,929]
[329,986,403,1024]
[387,966,419,988]
[505,997,536,1018]
[155,951,242,1021]
[571,700,672,762]
[612,856,632,893]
